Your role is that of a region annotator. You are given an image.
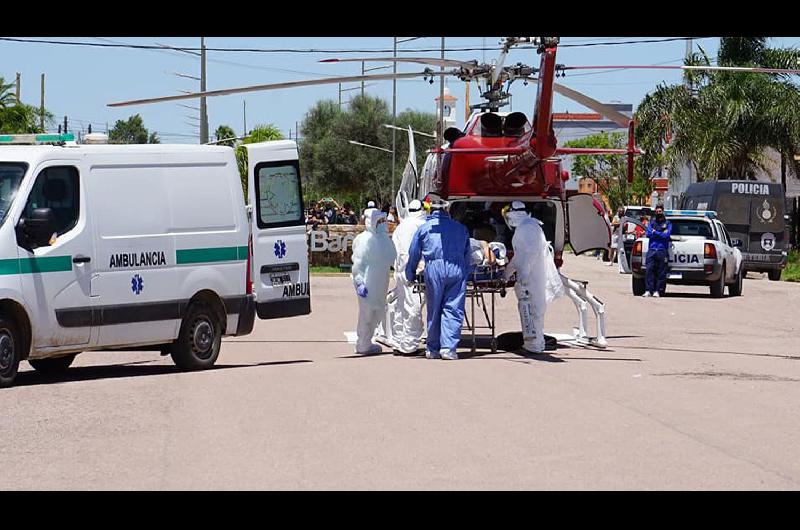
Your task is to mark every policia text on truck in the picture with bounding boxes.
[0,134,310,388]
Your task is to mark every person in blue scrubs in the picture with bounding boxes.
[405,198,472,360]
[644,204,672,298]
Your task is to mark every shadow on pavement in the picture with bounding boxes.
[660,292,727,299]
[338,352,395,359]
[620,345,798,360]
[14,359,313,387]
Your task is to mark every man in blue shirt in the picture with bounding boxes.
[644,204,672,298]
[405,198,472,360]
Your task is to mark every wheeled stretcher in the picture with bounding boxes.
[409,264,513,354]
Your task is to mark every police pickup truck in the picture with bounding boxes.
[630,210,744,298]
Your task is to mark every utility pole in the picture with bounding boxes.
[243,100,247,136]
[338,83,342,107]
[15,73,20,103]
[200,37,208,144]
[392,37,397,201]
[40,74,45,131]
[63,116,68,134]
[361,61,365,97]
[438,37,445,147]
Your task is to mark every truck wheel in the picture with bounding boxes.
[29,354,76,375]
[768,269,782,281]
[0,318,22,388]
[710,265,725,298]
[729,267,744,297]
[632,276,646,296]
[170,301,222,371]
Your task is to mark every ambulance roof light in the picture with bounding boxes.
[0,133,76,145]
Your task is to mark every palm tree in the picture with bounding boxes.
[0,77,17,108]
[635,37,800,182]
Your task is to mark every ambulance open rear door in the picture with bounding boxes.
[245,141,311,319]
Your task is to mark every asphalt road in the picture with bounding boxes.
[2,254,799,490]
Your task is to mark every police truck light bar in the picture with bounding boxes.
[0,133,76,144]
[664,210,717,219]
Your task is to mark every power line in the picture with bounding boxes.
[0,36,708,54]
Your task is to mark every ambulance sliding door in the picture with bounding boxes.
[245,141,311,319]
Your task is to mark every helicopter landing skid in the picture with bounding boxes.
[559,273,607,349]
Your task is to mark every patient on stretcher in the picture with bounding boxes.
[469,239,508,267]
[468,239,508,281]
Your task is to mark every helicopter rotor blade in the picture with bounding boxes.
[491,49,510,87]
[321,57,478,69]
[551,82,631,127]
[561,65,800,75]
[108,71,453,107]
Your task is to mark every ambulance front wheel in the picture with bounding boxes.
[0,318,22,388]
[171,301,222,371]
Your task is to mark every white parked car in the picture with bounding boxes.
[0,134,310,387]
[629,210,744,298]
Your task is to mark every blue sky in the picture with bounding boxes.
[4,36,800,143]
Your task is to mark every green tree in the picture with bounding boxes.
[0,75,54,133]
[635,37,800,182]
[214,124,237,146]
[236,123,285,200]
[108,114,160,144]
[0,103,53,134]
[299,94,437,205]
[564,131,653,213]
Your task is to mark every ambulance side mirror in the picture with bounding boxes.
[16,207,56,250]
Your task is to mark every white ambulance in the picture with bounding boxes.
[0,134,310,387]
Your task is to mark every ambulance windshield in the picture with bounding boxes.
[0,163,26,225]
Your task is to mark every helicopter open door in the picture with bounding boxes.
[395,126,418,220]
[566,194,611,255]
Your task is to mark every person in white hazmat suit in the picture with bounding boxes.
[391,199,428,354]
[503,201,564,353]
[351,209,397,355]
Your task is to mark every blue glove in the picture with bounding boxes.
[356,282,368,298]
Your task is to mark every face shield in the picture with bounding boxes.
[365,209,387,233]
[502,201,529,229]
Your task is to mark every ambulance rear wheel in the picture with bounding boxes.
[171,301,222,371]
[0,318,21,388]
[29,354,76,374]
[710,265,725,298]
[632,276,646,296]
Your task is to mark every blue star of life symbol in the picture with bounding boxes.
[274,240,287,259]
[131,274,144,295]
